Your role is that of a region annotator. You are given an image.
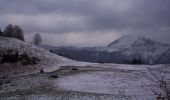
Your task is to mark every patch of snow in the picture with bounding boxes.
[55,71,153,96]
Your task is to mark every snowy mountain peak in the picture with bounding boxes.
[107,35,163,49]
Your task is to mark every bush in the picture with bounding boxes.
[40,68,44,73]
[1,50,40,65]
[147,68,170,100]
[98,60,104,64]
[131,58,142,64]
[57,53,63,56]
[72,68,78,71]
[1,50,19,63]
[19,52,39,65]
[50,75,59,78]
[49,49,53,53]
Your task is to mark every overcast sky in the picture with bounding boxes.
[0,0,170,47]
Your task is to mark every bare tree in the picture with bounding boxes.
[146,68,170,100]
[33,33,42,46]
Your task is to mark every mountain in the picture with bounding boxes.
[41,35,170,64]
[104,35,170,64]
[108,35,164,50]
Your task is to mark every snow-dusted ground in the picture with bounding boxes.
[56,71,150,94]
[55,65,170,99]
[0,37,170,100]
[0,36,76,77]
[0,63,169,100]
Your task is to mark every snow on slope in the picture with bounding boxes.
[107,34,169,52]
[108,35,143,50]
[0,36,109,77]
[97,34,170,64]
[0,37,74,76]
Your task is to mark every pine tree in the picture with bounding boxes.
[3,24,14,37]
[2,24,25,41]
[14,25,25,41]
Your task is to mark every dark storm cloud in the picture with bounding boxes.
[1,0,170,31]
[88,0,170,31]
[0,0,170,46]
[0,0,97,15]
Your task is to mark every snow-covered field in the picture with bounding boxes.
[0,64,169,100]
[55,65,170,99]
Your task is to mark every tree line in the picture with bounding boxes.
[0,24,42,46]
[0,24,24,41]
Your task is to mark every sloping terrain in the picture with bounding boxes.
[105,35,170,64]
[0,36,74,77]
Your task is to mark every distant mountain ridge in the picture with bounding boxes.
[41,35,170,64]
[108,35,168,48]
[104,35,170,64]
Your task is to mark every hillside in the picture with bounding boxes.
[0,36,73,77]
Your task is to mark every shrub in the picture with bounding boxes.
[57,53,63,56]
[1,50,19,63]
[147,68,170,100]
[50,75,59,78]
[131,58,142,64]
[1,50,40,65]
[19,52,40,65]
[98,60,104,64]
[72,68,78,71]
[40,68,44,73]
[49,49,53,53]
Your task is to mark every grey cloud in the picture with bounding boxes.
[88,0,170,31]
[0,0,97,15]
[0,0,170,46]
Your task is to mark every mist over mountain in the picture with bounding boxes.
[42,35,170,64]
